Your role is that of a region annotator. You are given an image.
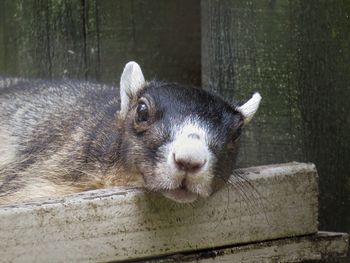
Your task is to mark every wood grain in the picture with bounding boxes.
[0,162,318,263]
[142,232,349,263]
[201,0,350,239]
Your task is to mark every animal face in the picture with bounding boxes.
[118,62,261,203]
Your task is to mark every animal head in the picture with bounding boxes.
[118,61,261,203]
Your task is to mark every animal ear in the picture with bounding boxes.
[236,92,262,126]
[120,61,146,118]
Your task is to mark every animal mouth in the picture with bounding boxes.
[162,185,198,203]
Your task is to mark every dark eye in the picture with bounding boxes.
[136,102,149,123]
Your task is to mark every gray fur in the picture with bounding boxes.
[0,67,259,204]
[0,77,128,203]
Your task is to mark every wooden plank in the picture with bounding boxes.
[142,232,349,263]
[0,162,318,262]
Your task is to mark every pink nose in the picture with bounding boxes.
[173,153,206,173]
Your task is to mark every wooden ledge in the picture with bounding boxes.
[137,232,349,263]
[0,162,320,262]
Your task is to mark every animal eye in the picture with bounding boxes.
[136,102,149,123]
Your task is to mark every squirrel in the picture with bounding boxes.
[0,62,261,204]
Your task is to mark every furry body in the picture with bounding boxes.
[0,62,261,204]
[0,78,136,203]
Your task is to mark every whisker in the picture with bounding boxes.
[217,169,269,225]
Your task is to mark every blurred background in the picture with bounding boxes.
[0,0,349,261]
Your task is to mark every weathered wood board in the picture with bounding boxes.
[0,0,201,85]
[142,232,349,263]
[201,0,350,239]
[0,162,318,262]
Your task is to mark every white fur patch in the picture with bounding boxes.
[172,121,208,166]
[151,119,216,202]
[119,61,145,118]
[237,92,262,125]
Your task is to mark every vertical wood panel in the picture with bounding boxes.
[291,0,350,234]
[0,0,200,85]
[0,1,19,74]
[202,0,301,167]
[201,0,350,247]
